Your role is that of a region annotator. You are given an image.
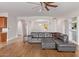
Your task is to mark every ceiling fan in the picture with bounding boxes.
[40,2,58,11]
[28,2,58,11]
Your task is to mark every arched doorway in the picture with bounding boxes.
[17,20,23,37]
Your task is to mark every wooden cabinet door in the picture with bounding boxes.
[0,28,2,32]
[0,32,7,42]
[0,17,7,28]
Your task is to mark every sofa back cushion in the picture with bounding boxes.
[39,32,45,37]
[31,32,53,38]
[52,32,62,39]
[45,32,53,37]
[31,32,39,37]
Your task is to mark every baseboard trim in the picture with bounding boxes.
[7,36,18,45]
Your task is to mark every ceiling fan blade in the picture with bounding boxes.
[43,2,58,7]
[45,2,55,4]
[40,2,42,6]
[47,4,58,7]
[45,6,49,11]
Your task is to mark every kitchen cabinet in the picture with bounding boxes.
[0,32,7,42]
[0,16,7,28]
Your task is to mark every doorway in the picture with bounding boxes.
[17,20,23,37]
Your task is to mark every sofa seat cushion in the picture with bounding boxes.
[57,44,76,51]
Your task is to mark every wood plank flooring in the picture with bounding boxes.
[0,38,79,57]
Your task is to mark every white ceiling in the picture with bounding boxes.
[0,2,79,18]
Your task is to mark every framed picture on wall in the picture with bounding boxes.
[41,23,48,31]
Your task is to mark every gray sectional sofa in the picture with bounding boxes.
[27,32,76,52]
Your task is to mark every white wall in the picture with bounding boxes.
[8,15,18,41]
[77,17,79,45]
[0,13,8,17]
[56,18,65,34]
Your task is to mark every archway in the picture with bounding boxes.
[17,20,23,37]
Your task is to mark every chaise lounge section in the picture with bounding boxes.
[53,33,76,52]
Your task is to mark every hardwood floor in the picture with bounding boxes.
[0,38,79,57]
